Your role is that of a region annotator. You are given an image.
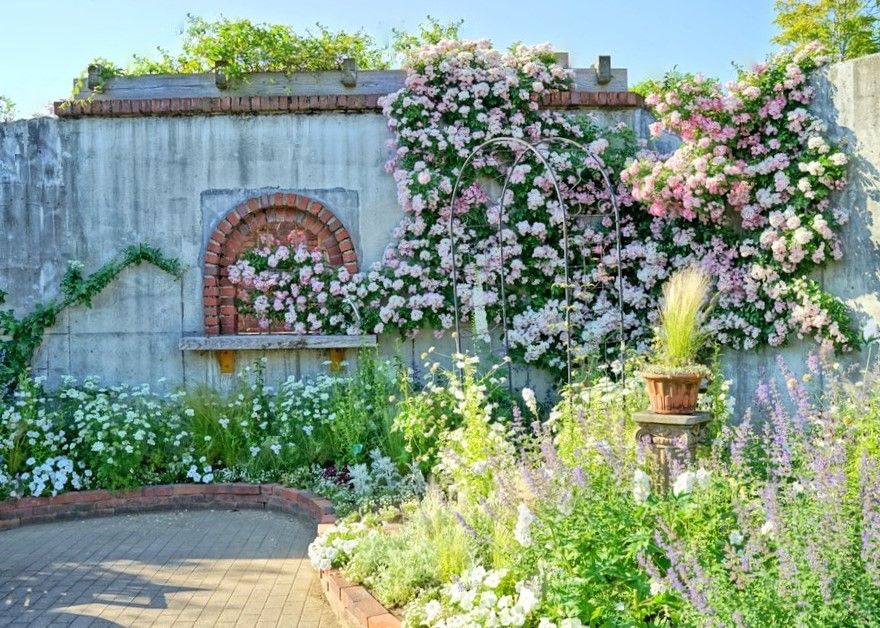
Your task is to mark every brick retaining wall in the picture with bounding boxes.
[0,483,334,530]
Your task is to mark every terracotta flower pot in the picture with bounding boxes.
[642,372,702,415]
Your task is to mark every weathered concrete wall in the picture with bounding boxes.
[9,49,876,405]
[0,107,648,392]
[721,53,880,413]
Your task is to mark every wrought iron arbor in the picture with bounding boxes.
[446,136,627,388]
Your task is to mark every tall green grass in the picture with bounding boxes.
[654,266,712,368]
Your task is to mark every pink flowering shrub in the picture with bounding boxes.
[623,43,855,351]
[226,40,856,371]
[228,234,364,334]
[356,40,856,372]
[357,39,642,373]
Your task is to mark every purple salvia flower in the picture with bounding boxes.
[729,410,753,470]
[594,439,622,478]
[775,355,812,432]
[654,524,716,617]
[454,510,479,539]
[572,466,586,488]
[806,351,820,375]
[859,454,880,587]
[805,539,832,603]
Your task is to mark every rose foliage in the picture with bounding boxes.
[231,39,857,376]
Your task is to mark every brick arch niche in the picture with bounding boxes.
[203,193,357,335]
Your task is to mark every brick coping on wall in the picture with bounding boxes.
[0,483,400,627]
[53,91,644,118]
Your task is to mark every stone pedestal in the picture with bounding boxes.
[633,411,712,493]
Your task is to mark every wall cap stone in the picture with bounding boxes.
[53,91,645,118]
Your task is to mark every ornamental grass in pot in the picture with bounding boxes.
[642,266,714,415]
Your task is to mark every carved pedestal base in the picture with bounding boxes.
[633,411,712,493]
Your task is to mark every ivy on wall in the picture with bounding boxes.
[0,244,182,395]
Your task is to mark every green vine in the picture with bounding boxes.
[0,244,182,395]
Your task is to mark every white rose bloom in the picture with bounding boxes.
[793,227,813,244]
[649,579,666,596]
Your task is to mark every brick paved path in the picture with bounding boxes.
[0,510,338,627]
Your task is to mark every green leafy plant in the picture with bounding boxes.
[390,16,463,62]
[73,15,389,94]
[0,95,16,122]
[645,266,714,376]
[70,58,126,96]
[342,490,474,608]
[774,0,879,60]
[0,244,182,396]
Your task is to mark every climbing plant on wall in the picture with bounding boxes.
[171,38,854,376]
[346,39,856,374]
[0,244,182,396]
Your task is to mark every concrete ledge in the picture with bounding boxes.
[632,411,712,426]
[53,91,645,118]
[179,334,378,351]
[320,568,400,628]
[70,68,629,100]
[0,483,336,530]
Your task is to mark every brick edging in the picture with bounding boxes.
[0,483,335,530]
[53,91,644,118]
[320,567,400,628]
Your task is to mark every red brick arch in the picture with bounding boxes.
[203,192,357,335]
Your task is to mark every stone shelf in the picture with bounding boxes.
[179,334,378,373]
[179,334,378,351]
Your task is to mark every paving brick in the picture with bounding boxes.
[0,510,336,627]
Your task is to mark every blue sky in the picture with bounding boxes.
[0,0,777,117]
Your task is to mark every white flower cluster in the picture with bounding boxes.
[672,468,712,497]
[412,566,540,628]
[537,619,584,628]
[307,520,372,571]
[632,469,651,504]
[21,456,84,497]
[513,503,535,547]
[185,457,214,484]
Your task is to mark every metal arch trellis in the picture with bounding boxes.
[446,135,627,390]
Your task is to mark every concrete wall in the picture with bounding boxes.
[7,49,878,405]
[0,107,649,392]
